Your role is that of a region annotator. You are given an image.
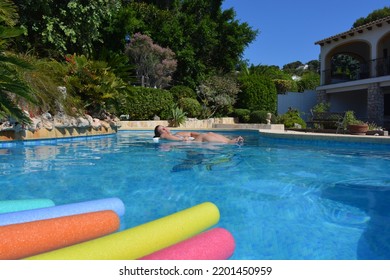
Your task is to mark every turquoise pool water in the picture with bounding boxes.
[1,130,390,260]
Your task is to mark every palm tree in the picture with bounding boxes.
[0,0,35,125]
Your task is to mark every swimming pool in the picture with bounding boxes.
[1,130,390,260]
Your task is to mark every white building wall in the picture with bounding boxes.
[277,90,317,121]
[318,23,390,84]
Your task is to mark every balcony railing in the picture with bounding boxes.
[322,57,390,85]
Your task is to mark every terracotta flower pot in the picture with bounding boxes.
[347,124,368,135]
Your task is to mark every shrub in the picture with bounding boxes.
[197,75,239,118]
[64,54,128,117]
[237,74,277,113]
[232,108,250,123]
[277,108,306,129]
[296,72,320,92]
[344,110,366,127]
[178,97,202,118]
[118,86,174,120]
[249,110,269,123]
[20,55,81,117]
[312,102,330,114]
[170,85,197,101]
[273,79,297,94]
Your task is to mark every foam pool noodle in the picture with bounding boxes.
[0,197,125,226]
[0,199,55,214]
[25,202,220,260]
[139,227,235,260]
[0,210,120,260]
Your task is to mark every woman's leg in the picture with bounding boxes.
[194,132,243,144]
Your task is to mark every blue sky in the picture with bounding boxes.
[222,0,390,68]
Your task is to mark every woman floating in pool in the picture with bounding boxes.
[154,125,244,144]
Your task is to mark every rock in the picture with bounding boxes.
[111,116,121,128]
[13,123,24,132]
[101,120,110,129]
[42,119,53,130]
[41,112,52,121]
[91,118,102,130]
[26,117,42,132]
[85,114,93,126]
[57,86,67,98]
[69,117,78,127]
[294,123,302,129]
[0,121,13,131]
[77,116,91,128]
[53,114,70,128]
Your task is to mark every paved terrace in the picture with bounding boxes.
[259,129,390,145]
[1,116,389,145]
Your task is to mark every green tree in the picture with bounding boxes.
[282,61,304,74]
[196,74,240,118]
[247,64,297,93]
[353,6,390,28]
[296,71,320,92]
[0,0,35,124]
[307,59,320,73]
[120,1,257,88]
[125,33,177,88]
[13,0,121,58]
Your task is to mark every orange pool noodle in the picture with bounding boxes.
[0,210,120,260]
[139,227,235,260]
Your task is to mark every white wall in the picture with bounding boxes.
[277,90,317,121]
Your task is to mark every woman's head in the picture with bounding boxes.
[154,125,162,137]
[154,125,169,137]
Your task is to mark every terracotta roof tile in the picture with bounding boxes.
[315,15,390,45]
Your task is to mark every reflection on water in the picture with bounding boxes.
[322,179,390,259]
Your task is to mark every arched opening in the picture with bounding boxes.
[375,32,390,76]
[323,41,371,84]
[330,53,367,83]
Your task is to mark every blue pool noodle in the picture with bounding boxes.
[0,197,125,226]
[0,199,55,214]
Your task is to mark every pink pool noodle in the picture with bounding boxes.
[139,227,235,260]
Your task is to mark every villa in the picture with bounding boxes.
[315,16,390,129]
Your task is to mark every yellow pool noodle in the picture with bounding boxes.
[25,202,220,260]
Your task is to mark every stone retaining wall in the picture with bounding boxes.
[0,126,117,142]
[213,123,285,130]
[0,117,284,142]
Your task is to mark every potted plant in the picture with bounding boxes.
[344,111,368,135]
[366,122,388,136]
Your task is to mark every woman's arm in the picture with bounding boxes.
[190,132,201,137]
[160,133,185,141]
[175,131,201,138]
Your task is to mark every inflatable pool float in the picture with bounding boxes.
[0,210,119,260]
[0,197,125,226]
[25,202,220,260]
